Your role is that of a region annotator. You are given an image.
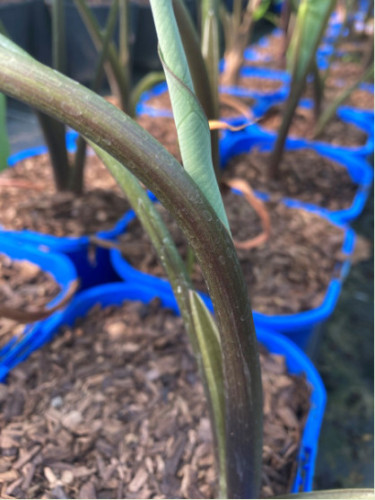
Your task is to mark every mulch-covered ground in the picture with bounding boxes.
[0,255,61,350]
[258,103,368,147]
[0,154,130,237]
[224,148,358,212]
[0,298,310,499]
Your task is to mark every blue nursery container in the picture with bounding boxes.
[4,136,130,290]
[31,281,327,494]
[110,193,356,352]
[220,131,374,225]
[0,235,77,382]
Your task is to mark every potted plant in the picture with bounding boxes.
[0,3,371,497]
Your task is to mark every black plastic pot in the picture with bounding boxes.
[132,0,197,72]
[0,0,34,55]
[31,0,52,65]
[40,0,137,87]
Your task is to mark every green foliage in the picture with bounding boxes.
[269,0,336,177]
[0,93,9,171]
[189,290,226,498]
[150,0,229,230]
[314,63,374,137]
[221,0,272,86]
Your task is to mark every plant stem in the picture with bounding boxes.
[268,82,302,179]
[119,0,131,104]
[51,0,66,74]
[311,59,323,121]
[314,63,374,138]
[36,112,71,191]
[0,40,262,498]
[73,0,130,111]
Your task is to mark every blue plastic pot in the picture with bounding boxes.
[220,130,374,224]
[0,234,77,382]
[4,135,130,289]
[110,193,355,352]
[31,281,326,494]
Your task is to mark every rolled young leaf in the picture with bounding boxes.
[149,0,229,231]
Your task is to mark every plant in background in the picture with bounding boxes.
[220,0,273,86]
[0,2,373,499]
[312,61,374,137]
[2,0,165,194]
[268,0,336,178]
[309,0,374,136]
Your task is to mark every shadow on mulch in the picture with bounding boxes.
[314,184,374,490]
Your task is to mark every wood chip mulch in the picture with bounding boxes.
[0,299,310,499]
[0,154,130,237]
[303,79,374,111]
[224,148,358,211]
[251,32,285,64]
[0,255,61,349]
[231,75,284,93]
[258,103,368,147]
[136,116,181,163]
[120,191,346,315]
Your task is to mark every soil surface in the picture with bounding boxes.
[251,31,285,65]
[221,75,284,94]
[328,61,369,84]
[120,191,345,316]
[304,81,374,111]
[224,148,358,212]
[0,255,61,350]
[0,299,310,499]
[0,154,130,237]
[258,103,368,147]
[136,116,181,163]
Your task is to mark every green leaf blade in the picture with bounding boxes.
[0,93,9,171]
[189,290,227,499]
[150,0,229,232]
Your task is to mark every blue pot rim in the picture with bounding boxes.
[0,234,77,379]
[33,281,327,494]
